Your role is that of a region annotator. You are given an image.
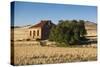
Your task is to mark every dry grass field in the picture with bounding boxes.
[12,42,97,65]
[11,22,97,65]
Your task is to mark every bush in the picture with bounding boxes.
[49,20,87,46]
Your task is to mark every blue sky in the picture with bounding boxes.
[12,1,97,26]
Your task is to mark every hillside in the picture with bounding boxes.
[84,21,97,37]
[85,21,97,30]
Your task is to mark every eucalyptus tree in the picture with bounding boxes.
[49,20,87,46]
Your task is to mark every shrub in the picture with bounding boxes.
[49,20,87,46]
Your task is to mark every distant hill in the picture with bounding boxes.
[11,26,21,28]
[85,21,97,26]
[85,21,97,30]
[11,25,32,29]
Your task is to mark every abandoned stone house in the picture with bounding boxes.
[12,20,55,41]
[28,20,55,40]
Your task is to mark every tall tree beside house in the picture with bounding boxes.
[49,20,87,46]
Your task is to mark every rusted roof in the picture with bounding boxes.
[29,20,55,28]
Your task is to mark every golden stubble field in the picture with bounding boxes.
[11,22,97,65]
[12,42,97,66]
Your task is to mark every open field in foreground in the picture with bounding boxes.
[12,42,97,65]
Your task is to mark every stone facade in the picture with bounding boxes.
[29,27,41,40]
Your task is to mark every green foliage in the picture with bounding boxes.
[49,20,87,46]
